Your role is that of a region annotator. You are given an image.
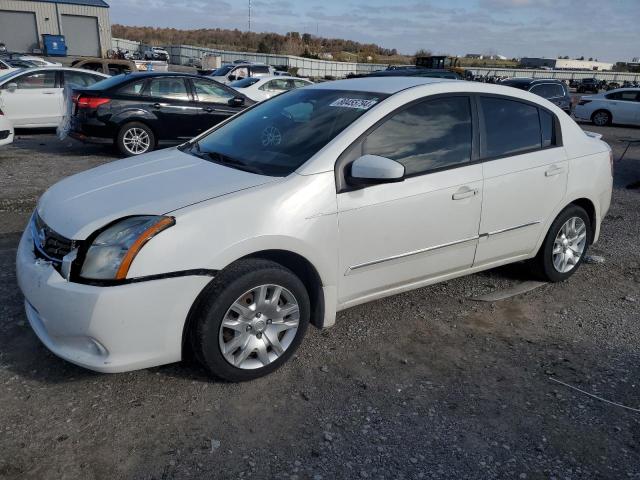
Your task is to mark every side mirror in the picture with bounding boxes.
[6,82,18,92]
[228,96,245,107]
[348,155,405,186]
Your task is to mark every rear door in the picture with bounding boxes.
[0,70,62,127]
[475,96,567,266]
[190,77,243,134]
[144,76,199,139]
[605,90,640,124]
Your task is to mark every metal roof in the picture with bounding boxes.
[25,0,109,7]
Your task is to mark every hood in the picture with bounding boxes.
[38,148,276,239]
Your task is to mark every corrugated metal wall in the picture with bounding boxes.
[468,67,640,82]
[0,0,111,56]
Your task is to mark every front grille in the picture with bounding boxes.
[31,213,75,263]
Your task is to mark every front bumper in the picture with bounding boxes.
[16,226,211,373]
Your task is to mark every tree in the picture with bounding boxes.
[257,41,270,53]
[414,48,432,57]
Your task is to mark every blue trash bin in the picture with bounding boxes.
[41,35,67,57]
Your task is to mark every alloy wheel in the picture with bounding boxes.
[593,111,610,126]
[219,284,300,370]
[123,127,151,155]
[552,217,587,273]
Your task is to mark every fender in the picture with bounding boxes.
[111,108,159,126]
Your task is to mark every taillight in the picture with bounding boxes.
[76,96,110,109]
[578,99,592,106]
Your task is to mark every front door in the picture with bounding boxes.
[0,70,62,127]
[607,90,640,124]
[337,96,483,305]
[191,78,244,135]
[474,96,568,266]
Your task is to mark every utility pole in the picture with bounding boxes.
[248,0,252,33]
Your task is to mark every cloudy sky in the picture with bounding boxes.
[107,0,639,61]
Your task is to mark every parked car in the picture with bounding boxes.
[0,109,14,146]
[16,77,613,381]
[576,78,600,94]
[69,72,254,156]
[209,63,274,84]
[229,75,313,102]
[18,56,62,67]
[501,78,572,114]
[144,47,169,61]
[0,57,37,75]
[71,58,137,76]
[0,67,108,128]
[573,88,640,126]
[363,68,462,80]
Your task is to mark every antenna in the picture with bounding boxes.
[248,0,252,33]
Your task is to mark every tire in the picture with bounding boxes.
[116,122,155,157]
[591,110,611,127]
[530,205,592,283]
[190,259,310,382]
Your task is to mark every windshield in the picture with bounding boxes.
[230,77,260,88]
[211,65,234,76]
[182,88,388,176]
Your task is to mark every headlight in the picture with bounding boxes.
[80,216,174,280]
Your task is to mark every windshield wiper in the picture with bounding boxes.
[204,150,263,175]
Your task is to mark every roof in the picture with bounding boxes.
[26,0,109,8]
[502,78,564,85]
[308,77,452,94]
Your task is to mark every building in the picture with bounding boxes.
[0,0,111,57]
[520,57,613,71]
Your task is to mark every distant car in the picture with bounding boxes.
[573,88,640,126]
[69,72,254,156]
[363,68,462,80]
[18,56,62,67]
[71,58,137,76]
[0,57,37,75]
[144,47,169,61]
[0,67,108,128]
[229,75,313,102]
[577,78,600,94]
[501,78,572,114]
[0,110,14,147]
[209,63,274,85]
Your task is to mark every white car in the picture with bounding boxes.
[229,75,313,102]
[16,78,613,382]
[144,47,169,61]
[0,57,36,75]
[574,88,640,126]
[0,67,108,128]
[0,111,14,146]
[209,63,274,85]
[18,56,62,67]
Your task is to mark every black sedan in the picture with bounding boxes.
[69,72,254,156]
[500,78,573,114]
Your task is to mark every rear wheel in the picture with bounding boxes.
[190,259,310,382]
[592,110,611,127]
[531,205,591,282]
[116,122,155,156]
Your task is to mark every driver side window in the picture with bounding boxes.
[12,71,57,89]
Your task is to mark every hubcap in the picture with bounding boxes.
[123,128,151,155]
[219,284,300,370]
[593,112,609,126]
[552,217,587,273]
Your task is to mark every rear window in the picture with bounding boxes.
[118,79,146,95]
[84,74,131,91]
[480,97,541,157]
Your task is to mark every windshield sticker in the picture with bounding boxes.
[330,98,378,110]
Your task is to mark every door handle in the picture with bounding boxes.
[152,103,162,109]
[42,91,56,95]
[203,107,214,113]
[452,187,478,200]
[545,166,565,177]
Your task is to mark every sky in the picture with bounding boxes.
[107,0,640,62]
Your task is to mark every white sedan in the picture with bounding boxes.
[0,112,14,146]
[229,75,313,102]
[0,67,108,128]
[16,77,612,381]
[574,88,640,126]
[18,56,62,67]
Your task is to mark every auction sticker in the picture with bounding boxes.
[330,98,378,109]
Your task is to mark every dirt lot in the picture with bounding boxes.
[0,123,639,480]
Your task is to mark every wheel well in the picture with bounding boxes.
[244,250,325,329]
[591,109,611,121]
[570,198,596,241]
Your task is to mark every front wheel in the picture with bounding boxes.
[116,122,155,157]
[190,259,310,382]
[530,205,592,282]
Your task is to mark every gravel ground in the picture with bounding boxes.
[0,122,639,480]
